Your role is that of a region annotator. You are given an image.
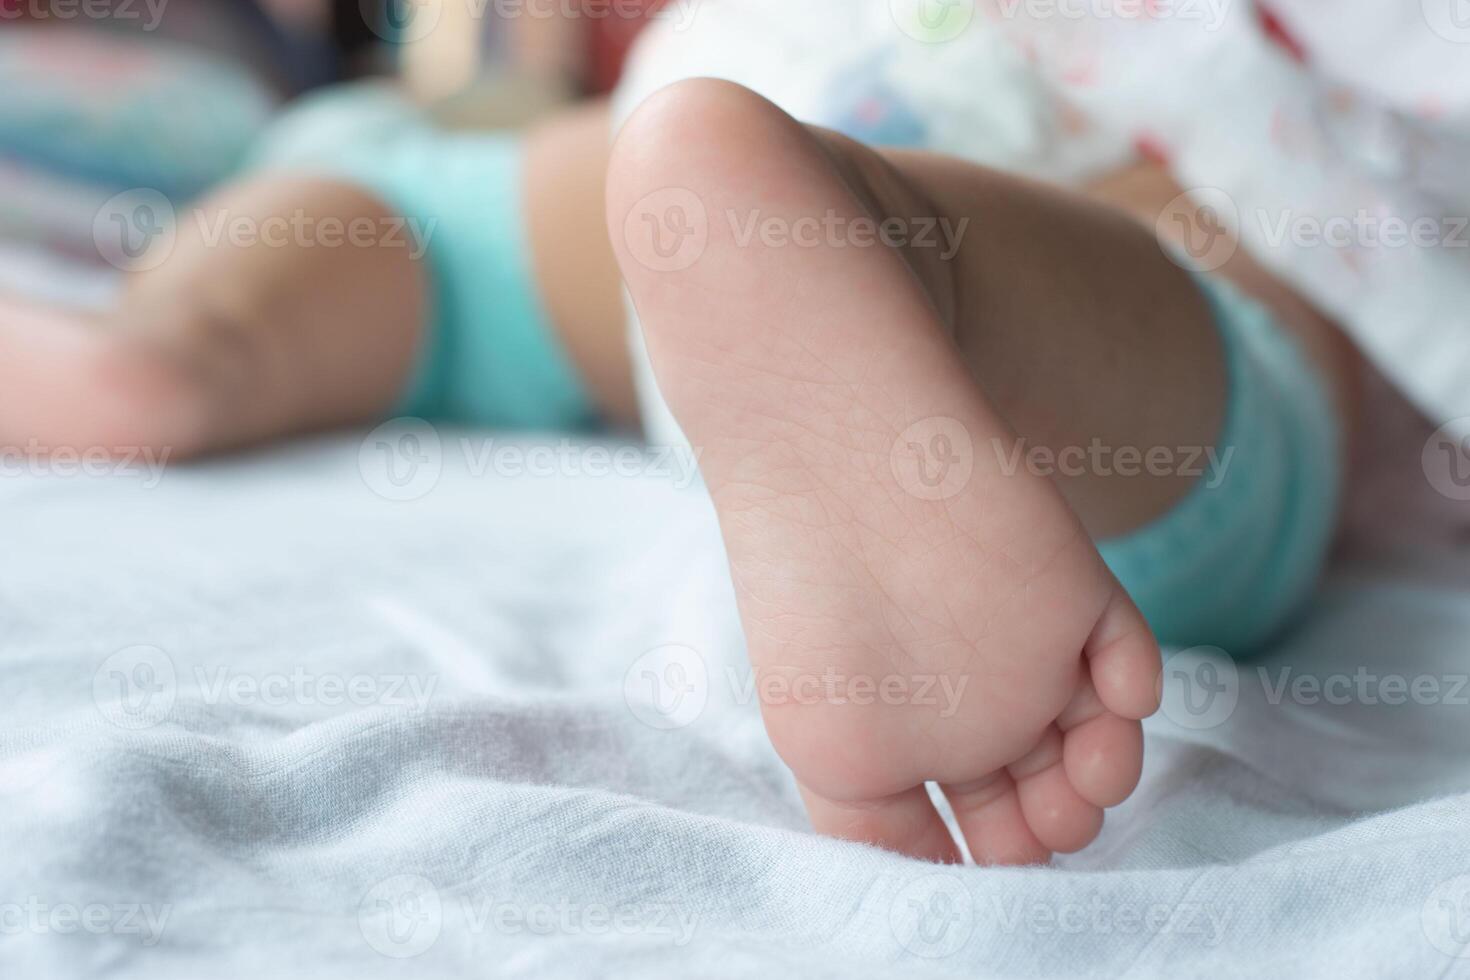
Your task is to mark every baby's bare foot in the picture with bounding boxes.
[609,80,1161,865]
[0,295,212,458]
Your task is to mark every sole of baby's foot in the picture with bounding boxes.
[0,294,214,460]
[608,80,1162,865]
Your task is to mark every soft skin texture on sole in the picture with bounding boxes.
[608,79,1161,865]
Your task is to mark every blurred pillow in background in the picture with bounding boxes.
[0,28,275,198]
[0,27,275,270]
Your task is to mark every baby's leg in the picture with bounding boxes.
[0,101,629,456]
[608,80,1352,864]
[0,175,424,457]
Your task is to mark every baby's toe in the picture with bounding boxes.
[942,772,1052,867]
[1058,676,1146,808]
[798,783,962,864]
[1085,588,1163,721]
[1010,728,1105,855]
[1062,710,1144,809]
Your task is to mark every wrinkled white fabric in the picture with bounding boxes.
[3,371,1470,977]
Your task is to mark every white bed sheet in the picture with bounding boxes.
[2,362,1469,978]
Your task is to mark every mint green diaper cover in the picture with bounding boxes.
[246,85,595,430]
[1096,274,1342,654]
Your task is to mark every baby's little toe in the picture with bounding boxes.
[942,771,1052,867]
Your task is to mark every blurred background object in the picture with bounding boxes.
[0,0,665,284]
[389,0,670,124]
[0,0,670,96]
[377,0,669,96]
